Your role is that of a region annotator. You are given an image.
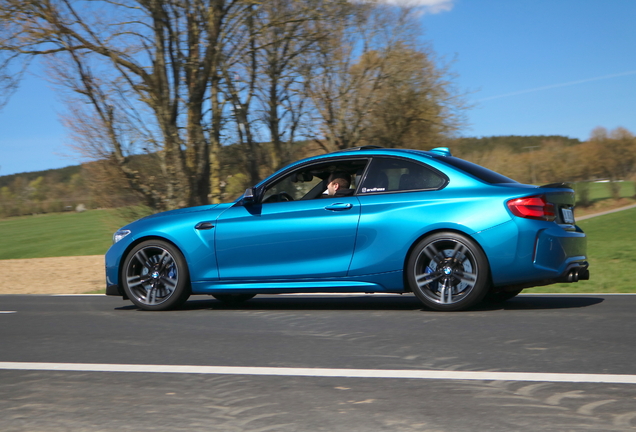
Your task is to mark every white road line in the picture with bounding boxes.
[1,362,635,384]
[0,311,16,314]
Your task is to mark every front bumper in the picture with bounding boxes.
[106,284,127,297]
[105,239,129,298]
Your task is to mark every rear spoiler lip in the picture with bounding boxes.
[539,182,573,189]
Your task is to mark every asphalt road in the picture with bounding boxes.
[1,293,636,431]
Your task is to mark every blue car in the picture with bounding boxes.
[105,147,589,311]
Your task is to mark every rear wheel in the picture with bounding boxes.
[407,232,489,311]
[212,294,256,304]
[122,240,191,311]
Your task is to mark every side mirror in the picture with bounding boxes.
[242,188,255,204]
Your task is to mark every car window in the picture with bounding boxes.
[433,156,517,184]
[359,157,446,194]
[262,159,369,203]
[262,171,324,202]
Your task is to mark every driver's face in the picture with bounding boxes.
[327,181,338,196]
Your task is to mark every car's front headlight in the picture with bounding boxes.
[113,229,131,244]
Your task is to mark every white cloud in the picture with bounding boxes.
[369,0,454,13]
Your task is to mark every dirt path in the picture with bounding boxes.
[0,256,104,295]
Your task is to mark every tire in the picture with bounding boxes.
[212,294,256,304]
[484,289,522,303]
[407,232,490,311]
[122,239,191,311]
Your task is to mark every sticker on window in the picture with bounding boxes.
[362,187,386,193]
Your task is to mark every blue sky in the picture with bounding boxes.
[1,0,635,176]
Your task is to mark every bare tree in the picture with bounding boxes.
[587,127,636,198]
[303,2,378,152]
[218,2,262,186]
[251,0,333,172]
[304,4,466,153]
[0,52,28,110]
[0,0,251,209]
[360,43,466,149]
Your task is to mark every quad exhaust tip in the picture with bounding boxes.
[566,267,590,282]
[567,269,579,282]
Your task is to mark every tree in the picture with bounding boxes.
[305,4,464,152]
[0,51,27,110]
[587,127,636,198]
[1,0,249,210]
[359,42,465,149]
[218,0,348,181]
[252,0,337,171]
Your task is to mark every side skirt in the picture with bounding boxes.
[190,270,405,295]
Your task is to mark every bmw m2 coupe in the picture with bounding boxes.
[105,146,589,311]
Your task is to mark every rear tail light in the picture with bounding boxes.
[507,195,556,221]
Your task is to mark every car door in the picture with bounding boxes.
[214,163,364,280]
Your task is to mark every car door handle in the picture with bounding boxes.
[195,222,215,230]
[324,203,353,211]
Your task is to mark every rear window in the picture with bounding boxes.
[434,156,518,184]
[359,157,446,194]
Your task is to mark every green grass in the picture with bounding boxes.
[572,180,635,202]
[526,207,636,293]
[0,209,131,259]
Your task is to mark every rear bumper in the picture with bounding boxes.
[533,225,587,272]
[494,261,589,292]
[482,219,588,288]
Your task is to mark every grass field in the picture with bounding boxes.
[1,204,634,293]
[572,180,635,202]
[0,209,130,260]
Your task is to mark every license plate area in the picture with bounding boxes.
[562,208,574,224]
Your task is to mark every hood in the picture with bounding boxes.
[141,203,222,220]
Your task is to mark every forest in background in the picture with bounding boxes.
[1,127,635,219]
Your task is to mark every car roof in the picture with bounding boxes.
[259,146,518,187]
[308,146,447,161]
[254,147,433,188]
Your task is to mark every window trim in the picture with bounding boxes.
[257,156,372,203]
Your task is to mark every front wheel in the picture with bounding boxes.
[407,232,490,311]
[122,240,191,311]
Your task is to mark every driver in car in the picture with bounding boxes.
[326,171,354,197]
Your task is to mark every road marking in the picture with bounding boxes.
[0,311,16,314]
[1,362,635,384]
